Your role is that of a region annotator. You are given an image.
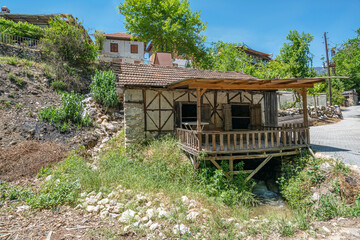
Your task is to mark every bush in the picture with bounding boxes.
[41,16,97,70]
[39,91,92,131]
[90,70,119,108]
[51,80,66,92]
[0,18,44,39]
[196,162,257,207]
[314,194,346,220]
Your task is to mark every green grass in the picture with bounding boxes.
[8,72,26,87]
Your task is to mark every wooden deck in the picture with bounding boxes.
[176,124,309,156]
[176,124,309,179]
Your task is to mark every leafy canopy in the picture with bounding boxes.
[0,18,44,39]
[118,0,207,60]
[332,27,360,92]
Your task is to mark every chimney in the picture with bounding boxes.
[1,6,10,14]
[153,52,173,66]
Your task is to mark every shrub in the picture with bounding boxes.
[196,162,257,207]
[314,194,346,220]
[39,91,92,131]
[41,16,97,70]
[51,80,66,92]
[90,70,119,108]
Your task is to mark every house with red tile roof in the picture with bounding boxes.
[117,61,335,178]
[100,32,146,64]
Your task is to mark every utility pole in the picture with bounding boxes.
[324,32,332,106]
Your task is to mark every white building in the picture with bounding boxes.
[100,32,146,64]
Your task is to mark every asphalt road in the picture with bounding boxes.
[310,106,360,166]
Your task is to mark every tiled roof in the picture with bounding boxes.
[117,63,258,87]
[104,32,134,40]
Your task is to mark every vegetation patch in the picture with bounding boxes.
[39,91,93,131]
[90,70,119,108]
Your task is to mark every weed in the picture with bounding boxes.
[333,160,350,176]
[314,194,346,220]
[8,72,16,81]
[51,80,66,92]
[37,166,52,178]
[8,73,26,87]
[15,103,23,110]
[8,93,14,98]
[295,209,312,230]
[90,70,119,108]
[278,218,296,237]
[6,56,19,66]
[39,91,93,131]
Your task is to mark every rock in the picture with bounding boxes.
[322,226,331,233]
[311,192,320,202]
[136,194,147,204]
[144,220,153,227]
[103,122,117,132]
[186,211,199,222]
[95,192,102,200]
[146,209,155,219]
[149,222,159,231]
[100,210,109,219]
[86,205,96,213]
[119,209,136,223]
[109,213,120,219]
[181,196,190,205]
[99,198,109,205]
[141,216,149,222]
[173,224,189,235]
[123,225,130,232]
[320,162,331,172]
[234,223,242,229]
[158,209,171,218]
[132,221,141,228]
[16,205,30,213]
[45,175,52,181]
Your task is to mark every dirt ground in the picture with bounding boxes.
[0,205,142,240]
[0,141,68,182]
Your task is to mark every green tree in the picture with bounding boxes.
[277,30,315,78]
[94,30,106,54]
[118,0,207,60]
[332,27,360,92]
[41,16,97,70]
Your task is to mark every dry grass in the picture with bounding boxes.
[0,141,68,181]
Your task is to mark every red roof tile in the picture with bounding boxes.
[104,32,134,40]
[117,63,258,87]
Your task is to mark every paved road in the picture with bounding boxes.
[310,106,360,166]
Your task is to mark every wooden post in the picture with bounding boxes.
[301,88,309,128]
[197,88,202,151]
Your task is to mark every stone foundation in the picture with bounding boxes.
[124,102,145,144]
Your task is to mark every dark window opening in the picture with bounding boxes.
[231,105,250,129]
[182,104,197,123]
[110,43,118,52]
[131,44,138,54]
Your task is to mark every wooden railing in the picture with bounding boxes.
[0,32,41,49]
[176,123,309,154]
[176,128,200,153]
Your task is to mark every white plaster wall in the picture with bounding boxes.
[102,39,145,63]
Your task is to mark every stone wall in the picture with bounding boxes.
[123,89,145,144]
[0,42,42,61]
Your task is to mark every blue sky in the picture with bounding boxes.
[3,0,360,66]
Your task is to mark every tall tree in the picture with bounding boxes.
[332,27,360,92]
[118,0,207,60]
[277,30,315,78]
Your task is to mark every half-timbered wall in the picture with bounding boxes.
[123,88,277,143]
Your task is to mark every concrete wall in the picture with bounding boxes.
[0,42,41,61]
[101,39,144,63]
[277,91,327,109]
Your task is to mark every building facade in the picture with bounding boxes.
[100,32,145,64]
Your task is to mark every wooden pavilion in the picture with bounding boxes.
[117,63,344,179]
